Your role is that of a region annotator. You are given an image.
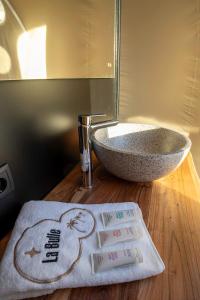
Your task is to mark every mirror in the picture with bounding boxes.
[0,0,118,80]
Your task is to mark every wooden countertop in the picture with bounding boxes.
[1,153,200,300]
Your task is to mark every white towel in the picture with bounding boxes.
[0,201,165,300]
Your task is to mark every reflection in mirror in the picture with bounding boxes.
[0,45,11,73]
[0,0,6,24]
[0,0,117,80]
[17,25,47,79]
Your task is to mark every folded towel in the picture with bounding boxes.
[0,201,165,300]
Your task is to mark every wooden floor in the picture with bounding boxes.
[1,153,200,300]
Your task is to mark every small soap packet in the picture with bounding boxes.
[101,208,139,227]
[97,224,143,248]
[91,248,143,273]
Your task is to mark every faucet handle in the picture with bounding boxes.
[90,113,107,124]
[78,113,106,126]
[90,113,106,118]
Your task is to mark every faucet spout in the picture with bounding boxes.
[78,114,118,188]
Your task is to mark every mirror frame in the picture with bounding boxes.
[114,0,121,119]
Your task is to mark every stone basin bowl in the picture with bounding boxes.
[92,123,191,182]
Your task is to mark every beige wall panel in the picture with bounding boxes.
[120,0,200,174]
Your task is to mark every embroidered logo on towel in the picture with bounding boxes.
[14,208,96,284]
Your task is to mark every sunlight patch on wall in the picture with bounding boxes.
[17,25,47,79]
[125,116,200,136]
[36,114,72,136]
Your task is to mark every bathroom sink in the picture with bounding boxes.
[92,123,191,182]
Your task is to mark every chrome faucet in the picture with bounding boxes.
[78,114,118,188]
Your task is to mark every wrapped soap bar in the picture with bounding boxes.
[101,209,138,227]
[91,248,143,273]
[97,225,142,248]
